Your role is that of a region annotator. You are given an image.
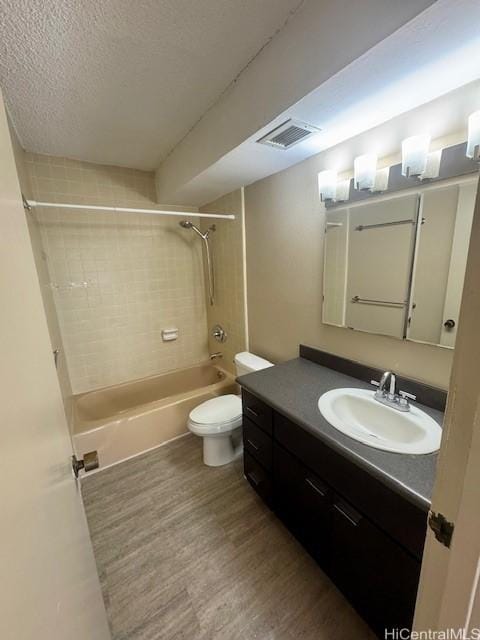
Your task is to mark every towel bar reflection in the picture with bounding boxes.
[355,218,415,232]
[351,296,406,308]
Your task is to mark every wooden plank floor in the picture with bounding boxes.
[82,434,376,640]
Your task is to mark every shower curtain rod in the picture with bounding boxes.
[23,198,236,220]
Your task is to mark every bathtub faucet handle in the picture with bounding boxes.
[209,352,223,360]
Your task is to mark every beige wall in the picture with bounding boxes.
[244,148,455,390]
[8,128,73,414]
[200,189,247,374]
[25,153,209,393]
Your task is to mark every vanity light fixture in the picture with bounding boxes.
[466,110,480,161]
[354,154,377,191]
[401,134,430,178]
[318,169,337,202]
[420,150,442,180]
[372,167,390,192]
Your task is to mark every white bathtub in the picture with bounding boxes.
[72,363,237,470]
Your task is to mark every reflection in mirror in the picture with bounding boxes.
[322,177,478,349]
[323,210,348,326]
[323,195,419,339]
[407,180,477,348]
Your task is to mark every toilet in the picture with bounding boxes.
[188,351,273,466]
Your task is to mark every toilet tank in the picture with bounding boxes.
[234,351,273,377]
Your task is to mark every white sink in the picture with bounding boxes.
[318,388,442,455]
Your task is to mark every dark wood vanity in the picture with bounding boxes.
[241,381,434,637]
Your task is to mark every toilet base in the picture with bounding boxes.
[202,432,243,467]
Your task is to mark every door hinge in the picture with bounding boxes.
[72,451,99,477]
[428,511,454,548]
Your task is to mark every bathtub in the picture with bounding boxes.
[72,363,237,470]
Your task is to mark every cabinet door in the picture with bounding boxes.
[331,497,420,636]
[273,443,331,570]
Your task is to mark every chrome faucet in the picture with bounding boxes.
[371,371,416,412]
[209,352,223,360]
[379,371,396,397]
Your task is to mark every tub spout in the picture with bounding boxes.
[209,352,223,360]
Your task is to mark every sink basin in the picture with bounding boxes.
[318,388,442,455]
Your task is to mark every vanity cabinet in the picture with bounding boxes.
[242,389,426,638]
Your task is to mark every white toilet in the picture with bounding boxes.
[188,351,273,466]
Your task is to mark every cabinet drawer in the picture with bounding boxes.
[243,416,272,471]
[242,389,272,434]
[331,496,420,636]
[244,450,272,506]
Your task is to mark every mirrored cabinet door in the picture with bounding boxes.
[323,210,349,327]
[345,195,418,339]
[323,195,419,339]
[408,181,477,348]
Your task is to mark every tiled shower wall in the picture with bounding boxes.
[25,153,209,394]
[200,189,247,374]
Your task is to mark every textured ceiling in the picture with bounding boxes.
[0,0,302,169]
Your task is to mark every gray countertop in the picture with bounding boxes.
[237,357,443,512]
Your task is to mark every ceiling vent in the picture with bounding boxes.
[257,119,321,150]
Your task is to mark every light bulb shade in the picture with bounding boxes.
[372,167,390,192]
[421,150,442,180]
[354,154,377,191]
[335,179,350,202]
[318,170,337,201]
[402,134,430,177]
[466,110,480,160]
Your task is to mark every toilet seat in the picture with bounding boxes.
[188,394,242,434]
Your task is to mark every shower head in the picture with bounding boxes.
[179,220,207,240]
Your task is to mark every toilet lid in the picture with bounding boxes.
[190,394,241,426]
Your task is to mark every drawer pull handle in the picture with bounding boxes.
[246,471,261,487]
[305,477,326,497]
[246,438,259,451]
[333,502,361,527]
[246,406,259,418]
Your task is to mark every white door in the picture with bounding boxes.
[0,93,111,639]
[414,175,480,633]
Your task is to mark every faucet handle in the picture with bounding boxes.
[370,380,380,387]
[399,390,416,401]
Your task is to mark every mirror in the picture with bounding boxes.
[323,178,477,348]
[323,194,419,339]
[408,182,476,347]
